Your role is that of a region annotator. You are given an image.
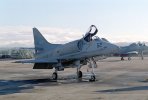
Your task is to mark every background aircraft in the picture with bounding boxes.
[115,42,148,60]
[16,25,119,82]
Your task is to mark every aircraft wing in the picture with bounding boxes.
[15,51,87,64]
[15,58,58,63]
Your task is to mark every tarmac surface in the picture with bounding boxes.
[0,57,148,100]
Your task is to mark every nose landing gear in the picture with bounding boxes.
[87,57,97,82]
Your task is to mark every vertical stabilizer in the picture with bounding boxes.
[33,28,59,54]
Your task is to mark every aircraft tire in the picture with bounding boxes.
[121,57,124,61]
[89,75,96,82]
[52,72,58,80]
[78,71,83,78]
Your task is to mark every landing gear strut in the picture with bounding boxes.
[87,57,97,82]
[76,60,83,81]
[52,67,58,80]
[128,56,131,60]
[140,51,144,60]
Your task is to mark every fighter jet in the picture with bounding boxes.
[115,42,148,60]
[16,25,119,81]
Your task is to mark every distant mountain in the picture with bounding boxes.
[115,42,131,46]
[115,42,148,47]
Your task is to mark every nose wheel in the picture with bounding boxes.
[89,74,96,82]
[52,72,58,80]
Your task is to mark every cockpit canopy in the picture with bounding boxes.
[83,25,110,43]
[84,25,98,42]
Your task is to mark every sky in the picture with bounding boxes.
[0,0,148,47]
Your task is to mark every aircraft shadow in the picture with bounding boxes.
[96,85,148,93]
[0,77,89,95]
[0,78,57,95]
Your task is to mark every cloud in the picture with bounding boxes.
[0,26,82,47]
[99,32,148,43]
[0,26,148,47]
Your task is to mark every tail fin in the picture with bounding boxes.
[33,28,59,54]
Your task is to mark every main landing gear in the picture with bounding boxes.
[121,57,124,60]
[78,70,83,79]
[51,58,97,82]
[52,63,64,81]
[75,58,97,82]
[75,60,83,81]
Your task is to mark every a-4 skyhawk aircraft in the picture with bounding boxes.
[115,42,148,60]
[16,25,119,82]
